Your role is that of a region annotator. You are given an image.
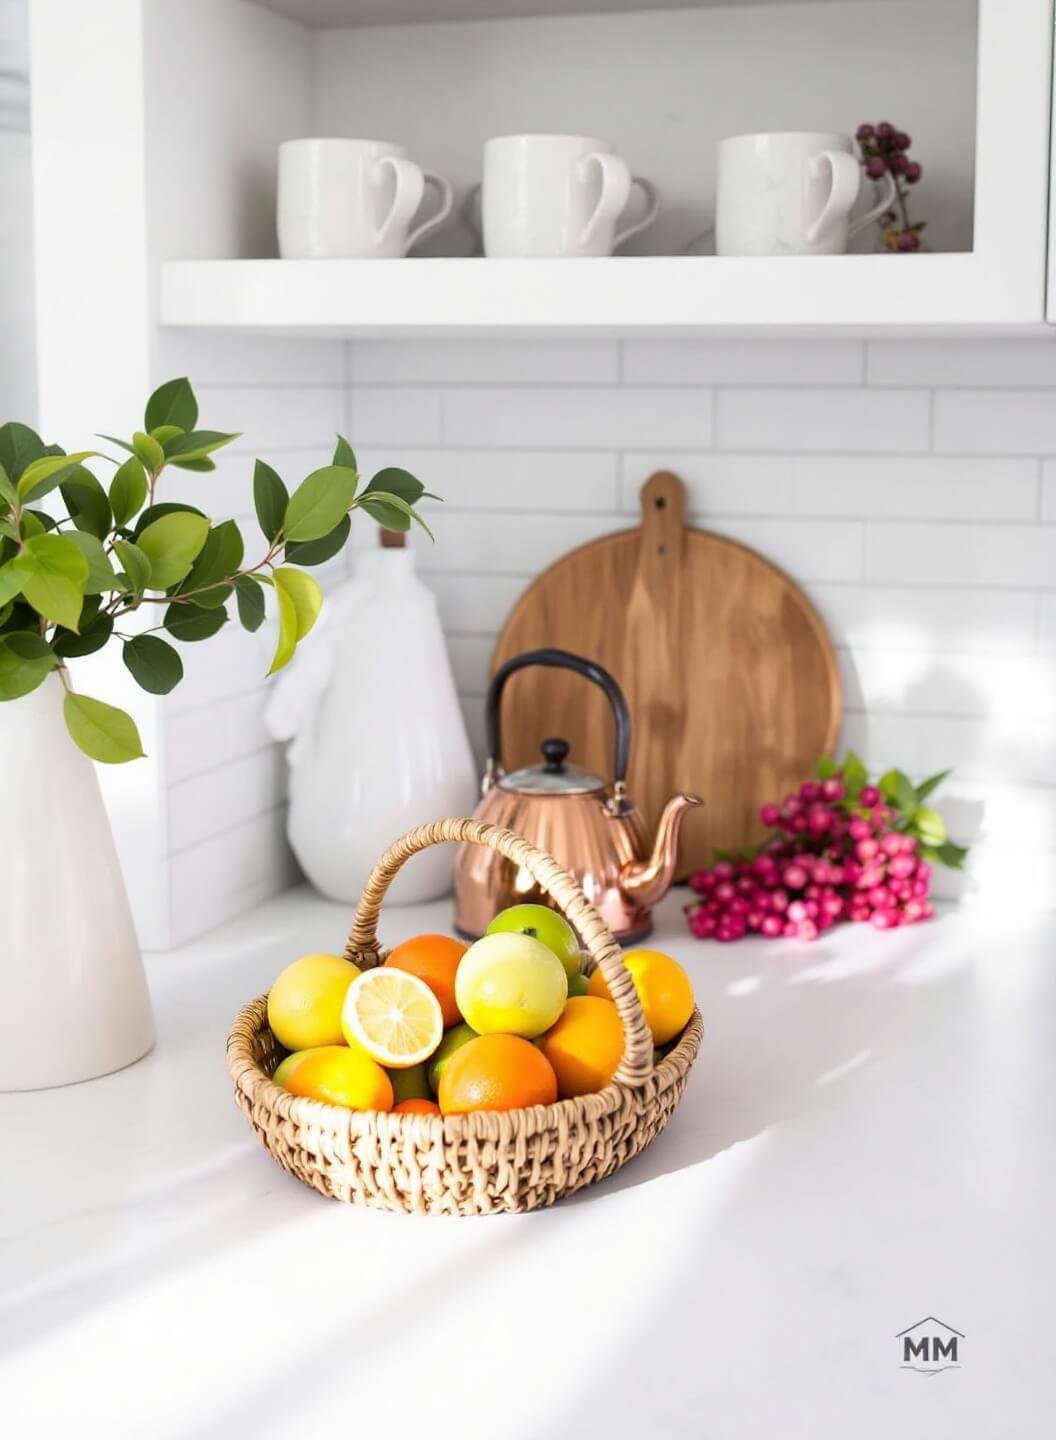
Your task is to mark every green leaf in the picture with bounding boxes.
[136,512,210,589]
[915,768,952,803]
[163,600,228,643]
[815,754,837,780]
[16,450,98,502]
[97,433,137,458]
[187,583,233,609]
[178,519,243,596]
[273,566,322,641]
[63,692,145,764]
[879,768,917,813]
[285,513,350,567]
[932,840,969,870]
[133,431,166,472]
[132,501,206,537]
[63,531,117,594]
[910,805,947,847]
[171,456,216,474]
[122,634,184,695]
[234,575,266,632]
[11,534,89,631]
[362,466,425,506]
[0,632,55,700]
[164,429,239,466]
[268,581,299,675]
[145,377,198,434]
[0,421,46,483]
[24,509,57,533]
[359,489,434,541]
[0,462,16,508]
[283,464,358,542]
[253,460,288,541]
[20,511,45,538]
[0,559,24,607]
[61,468,113,539]
[333,435,357,471]
[149,424,184,447]
[109,456,148,527]
[841,750,868,797]
[52,609,114,658]
[113,539,152,597]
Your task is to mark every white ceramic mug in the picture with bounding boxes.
[481,134,660,258]
[716,131,896,256]
[277,138,454,259]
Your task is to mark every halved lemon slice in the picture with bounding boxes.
[341,967,444,1069]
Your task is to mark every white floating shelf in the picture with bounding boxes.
[248,0,905,29]
[159,255,1050,336]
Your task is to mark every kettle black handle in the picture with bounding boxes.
[486,648,631,787]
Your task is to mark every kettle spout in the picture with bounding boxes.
[619,793,702,908]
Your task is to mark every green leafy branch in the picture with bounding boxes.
[816,750,969,869]
[0,377,435,763]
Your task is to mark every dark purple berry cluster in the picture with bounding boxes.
[856,122,925,252]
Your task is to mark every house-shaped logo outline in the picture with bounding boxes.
[896,1317,965,1376]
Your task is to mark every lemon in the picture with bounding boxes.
[342,967,444,1068]
[273,1044,348,1088]
[267,953,360,1050]
[284,1044,393,1111]
[454,932,568,1039]
[427,1022,478,1094]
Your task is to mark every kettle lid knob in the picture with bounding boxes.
[540,737,570,773]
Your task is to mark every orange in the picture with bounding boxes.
[392,1098,441,1115]
[385,933,467,1028]
[588,949,694,1046]
[538,996,623,1098]
[284,1045,393,1111]
[438,1034,558,1115]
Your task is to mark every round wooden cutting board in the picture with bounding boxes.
[490,471,842,877]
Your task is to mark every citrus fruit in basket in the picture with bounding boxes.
[588,949,694,1046]
[393,1098,441,1116]
[486,904,582,982]
[267,953,360,1050]
[427,1021,478,1094]
[567,970,591,997]
[538,996,624,1099]
[283,1044,394,1111]
[454,932,568,1038]
[273,1044,347,1088]
[385,933,467,1028]
[389,1060,432,1103]
[342,968,444,1068]
[438,1033,558,1115]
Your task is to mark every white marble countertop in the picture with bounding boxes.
[1,888,1052,1439]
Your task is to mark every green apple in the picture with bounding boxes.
[427,1022,478,1094]
[486,903,582,982]
[567,970,591,997]
[389,1060,431,1103]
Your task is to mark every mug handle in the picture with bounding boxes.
[373,155,425,249]
[847,167,898,240]
[462,182,483,255]
[615,177,661,248]
[804,149,862,246]
[580,151,632,249]
[406,172,455,252]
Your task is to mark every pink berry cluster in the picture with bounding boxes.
[855,121,925,252]
[685,774,935,944]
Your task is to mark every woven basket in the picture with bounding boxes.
[227,818,703,1215]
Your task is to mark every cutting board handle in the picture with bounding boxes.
[639,470,686,561]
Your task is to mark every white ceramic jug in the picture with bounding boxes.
[266,546,477,904]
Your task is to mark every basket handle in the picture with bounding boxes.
[345,817,655,1088]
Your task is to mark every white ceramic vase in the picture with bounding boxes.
[266,547,478,904]
[0,677,154,1090]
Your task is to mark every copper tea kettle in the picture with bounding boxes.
[453,649,701,943]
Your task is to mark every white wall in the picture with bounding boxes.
[314,0,978,256]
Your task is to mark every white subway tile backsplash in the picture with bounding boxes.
[415,510,626,576]
[808,584,1038,657]
[157,331,345,387]
[705,517,863,582]
[841,649,1056,720]
[1041,460,1056,521]
[1039,595,1056,653]
[864,522,1056,588]
[868,340,1056,389]
[442,387,712,449]
[168,746,286,854]
[166,688,274,787]
[933,390,1056,455]
[843,711,1056,787]
[356,448,619,512]
[716,388,930,453]
[623,339,864,387]
[168,622,274,714]
[197,385,344,451]
[350,339,619,386]
[447,635,493,698]
[426,573,524,636]
[348,386,445,445]
[168,808,299,948]
[621,453,1037,521]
